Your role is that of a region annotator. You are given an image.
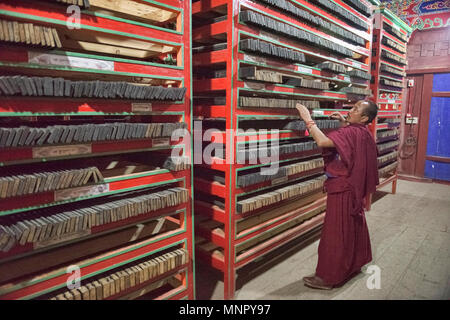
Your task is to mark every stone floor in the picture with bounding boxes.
[195,180,450,300]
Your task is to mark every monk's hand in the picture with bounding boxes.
[330,112,346,122]
[296,103,312,122]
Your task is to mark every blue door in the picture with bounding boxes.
[424,73,450,181]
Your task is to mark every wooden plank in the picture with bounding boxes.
[89,0,178,23]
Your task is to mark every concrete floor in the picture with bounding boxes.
[195,180,450,300]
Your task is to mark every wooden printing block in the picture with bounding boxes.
[12,21,20,43]
[139,262,150,282]
[55,293,67,300]
[92,280,103,300]
[78,286,89,300]
[85,283,96,300]
[130,266,141,285]
[99,278,110,299]
[70,288,82,300]
[110,274,120,295]
[106,277,115,297]
[118,271,127,292]
[43,77,54,96]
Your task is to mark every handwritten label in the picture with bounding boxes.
[244,81,265,90]
[152,137,170,147]
[243,54,266,64]
[32,144,92,159]
[132,103,152,112]
[297,66,313,74]
[28,52,114,71]
[271,176,288,186]
[54,183,109,202]
[34,229,91,249]
[260,31,279,42]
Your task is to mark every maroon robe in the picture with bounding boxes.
[315,123,379,286]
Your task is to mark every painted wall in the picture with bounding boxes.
[380,0,450,30]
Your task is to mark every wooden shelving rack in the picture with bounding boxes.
[367,5,412,209]
[191,0,378,299]
[0,0,194,300]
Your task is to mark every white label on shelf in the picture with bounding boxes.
[272,176,288,186]
[244,81,265,90]
[312,110,324,116]
[28,52,114,71]
[260,31,279,42]
[243,54,266,64]
[388,99,396,104]
[54,183,109,202]
[152,137,170,147]
[132,103,152,112]
[34,229,91,249]
[392,24,400,31]
[32,144,92,159]
[351,61,361,68]
[343,76,351,82]
[297,66,313,74]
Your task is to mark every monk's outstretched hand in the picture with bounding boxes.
[296,103,312,122]
[330,112,346,122]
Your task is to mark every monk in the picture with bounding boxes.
[295,100,379,290]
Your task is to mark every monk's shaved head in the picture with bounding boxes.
[360,100,378,124]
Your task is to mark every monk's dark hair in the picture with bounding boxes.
[361,100,378,124]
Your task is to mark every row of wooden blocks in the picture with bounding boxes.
[0,122,187,148]
[0,75,187,100]
[283,119,341,131]
[382,117,401,124]
[384,23,408,42]
[347,69,372,80]
[239,97,320,109]
[381,78,404,88]
[240,10,353,57]
[382,37,406,54]
[382,50,407,66]
[378,161,398,176]
[377,140,400,153]
[341,0,372,17]
[317,61,348,74]
[237,175,326,213]
[0,166,103,199]
[312,0,368,30]
[240,38,306,63]
[377,129,399,139]
[0,187,189,252]
[49,248,188,300]
[237,140,318,162]
[341,86,372,96]
[380,64,406,77]
[0,19,62,48]
[257,0,365,46]
[377,150,398,166]
[237,157,324,187]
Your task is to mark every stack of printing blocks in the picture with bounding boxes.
[0,19,62,48]
[0,187,189,252]
[0,75,187,100]
[49,248,188,300]
[0,122,187,148]
[237,175,327,213]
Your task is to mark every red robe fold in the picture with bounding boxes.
[315,123,379,286]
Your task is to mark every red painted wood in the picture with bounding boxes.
[192,0,228,15]
[194,178,226,198]
[194,200,226,224]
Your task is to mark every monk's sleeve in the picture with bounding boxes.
[326,127,355,170]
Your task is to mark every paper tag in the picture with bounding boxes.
[297,66,313,74]
[312,110,324,116]
[54,183,109,201]
[244,81,266,90]
[272,176,288,186]
[388,99,395,104]
[260,31,279,42]
[32,144,92,159]
[28,52,114,71]
[392,23,400,31]
[152,137,170,147]
[34,229,91,249]
[132,103,152,112]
